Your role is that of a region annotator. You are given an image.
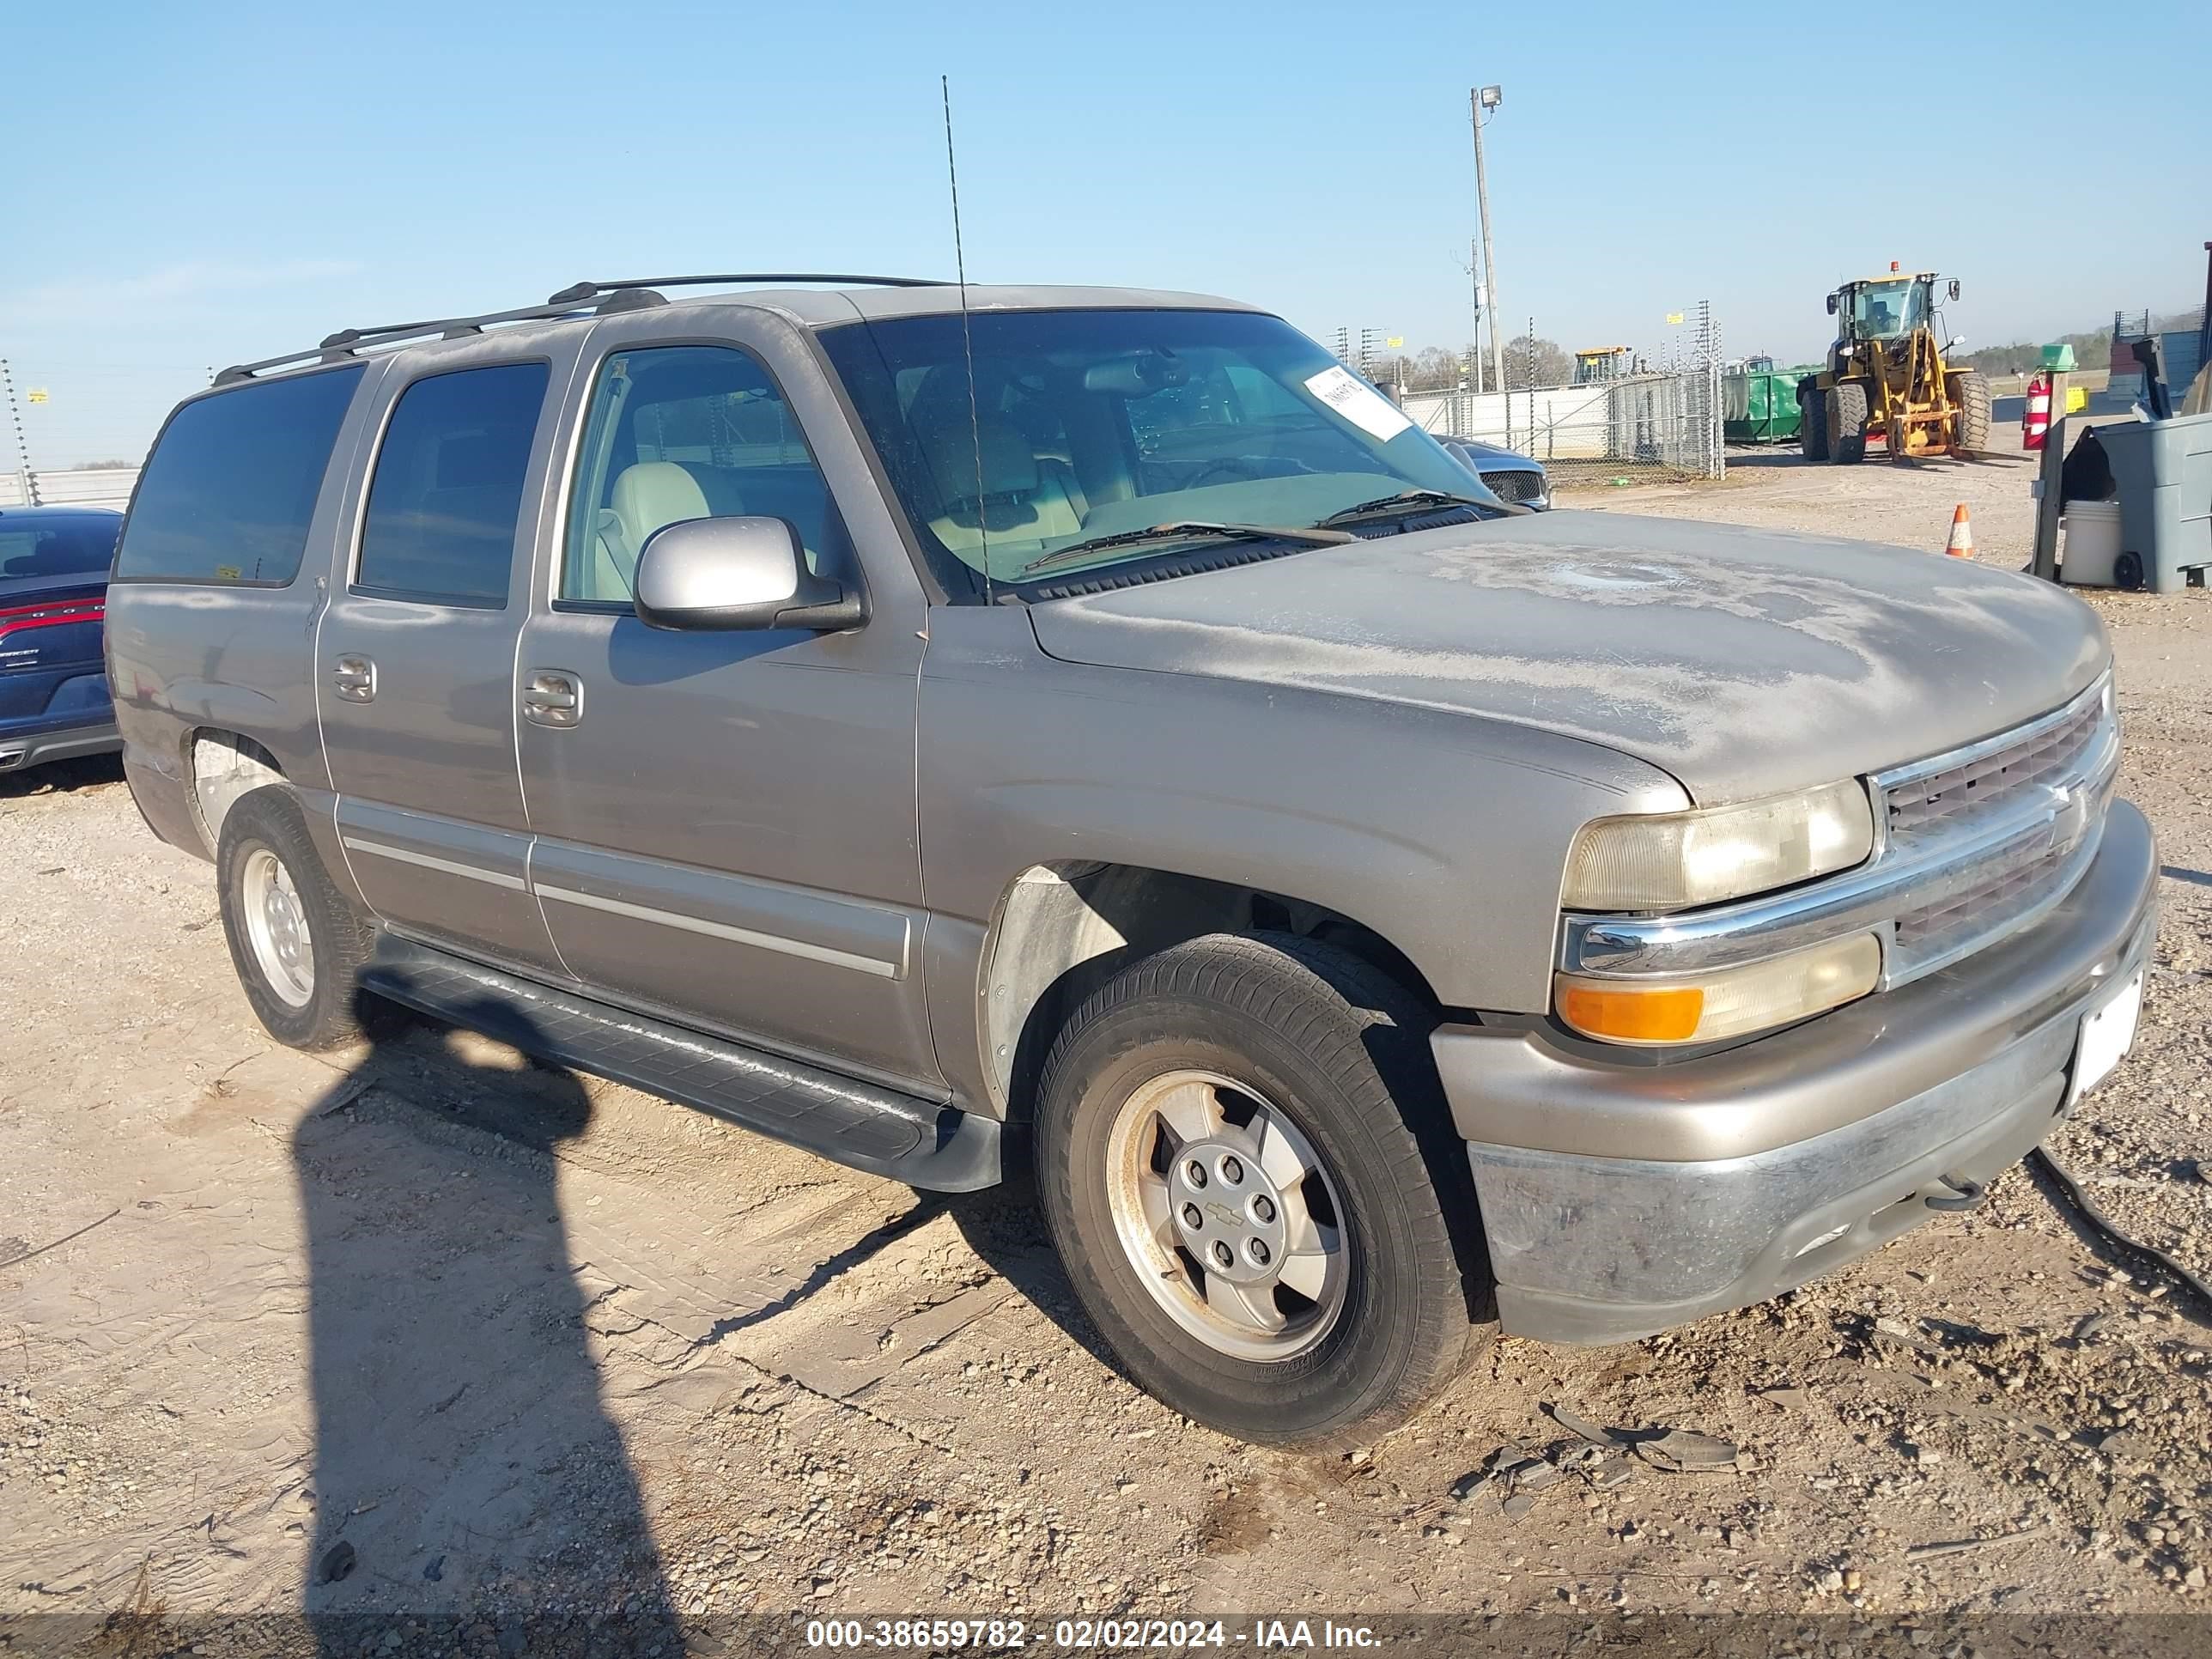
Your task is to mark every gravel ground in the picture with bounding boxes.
[2,445,2207,1656]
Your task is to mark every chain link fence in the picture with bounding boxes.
[1400,302,1724,483]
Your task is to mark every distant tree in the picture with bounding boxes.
[1505,336,1573,388]
[1407,346,1461,392]
[1950,306,2201,380]
[1955,328,2114,379]
[76,458,139,470]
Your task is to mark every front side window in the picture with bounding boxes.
[817,308,1498,598]
[355,362,549,605]
[115,365,363,586]
[562,344,840,605]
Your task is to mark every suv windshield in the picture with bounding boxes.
[818,308,1498,596]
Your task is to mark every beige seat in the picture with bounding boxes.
[918,416,1084,571]
[583,461,717,601]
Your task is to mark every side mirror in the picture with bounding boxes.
[1826,294,1838,316]
[1945,337,1967,354]
[1948,279,1961,301]
[633,517,862,632]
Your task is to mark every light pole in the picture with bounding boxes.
[1469,84,1505,401]
[0,359,36,507]
[1462,239,1485,395]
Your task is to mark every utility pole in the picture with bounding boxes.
[1465,238,1486,394]
[1470,85,1505,401]
[0,358,36,507]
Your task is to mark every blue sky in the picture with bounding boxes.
[8,0,2206,466]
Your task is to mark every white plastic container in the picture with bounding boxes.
[2060,500,2124,586]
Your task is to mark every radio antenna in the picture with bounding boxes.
[942,75,991,600]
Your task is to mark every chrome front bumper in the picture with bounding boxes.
[1436,798,2157,1346]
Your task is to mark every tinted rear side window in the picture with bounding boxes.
[355,362,549,605]
[116,366,363,585]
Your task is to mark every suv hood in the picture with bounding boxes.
[1027,511,2109,803]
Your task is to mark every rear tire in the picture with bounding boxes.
[1798,384,1829,461]
[216,786,381,1051]
[1826,382,1869,465]
[1033,932,1492,1449]
[1948,370,1991,454]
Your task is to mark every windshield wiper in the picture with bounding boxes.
[1316,488,1497,526]
[1013,520,1353,578]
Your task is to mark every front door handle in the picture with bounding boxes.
[522,669,582,729]
[331,654,377,702]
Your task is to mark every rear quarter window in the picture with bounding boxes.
[116,365,364,586]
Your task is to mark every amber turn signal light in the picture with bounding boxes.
[1555,981,1706,1043]
[1555,933,1882,1047]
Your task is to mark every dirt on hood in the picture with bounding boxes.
[1028,511,2109,803]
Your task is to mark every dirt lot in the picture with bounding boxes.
[3,447,2208,1656]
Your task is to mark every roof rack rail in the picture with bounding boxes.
[544,273,948,304]
[213,296,598,386]
[212,272,949,386]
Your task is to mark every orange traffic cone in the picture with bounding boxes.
[1944,504,1974,557]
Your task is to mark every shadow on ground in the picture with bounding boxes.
[0,750,125,801]
[279,1001,1123,1654]
[293,1003,682,1656]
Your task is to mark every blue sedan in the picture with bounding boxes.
[1,506,125,775]
[1434,436,1550,509]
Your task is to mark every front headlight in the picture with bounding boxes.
[1561,780,1875,911]
[1556,932,1882,1046]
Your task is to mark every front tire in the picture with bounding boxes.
[1033,933,1492,1449]
[216,786,381,1050]
[1948,369,1991,453]
[1798,383,1829,461]
[1826,382,1869,464]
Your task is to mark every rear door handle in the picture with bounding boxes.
[331,654,377,702]
[522,668,582,728]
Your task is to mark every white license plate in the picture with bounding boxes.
[2068,972,2142,1106]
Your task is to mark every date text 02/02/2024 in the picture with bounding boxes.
[802,1617,1384,1649]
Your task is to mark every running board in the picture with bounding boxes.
[360,936,1001,1192]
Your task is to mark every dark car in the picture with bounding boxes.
[0,506,125,775]
[1436,434,1549,508]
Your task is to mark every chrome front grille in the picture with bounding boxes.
[1871,676,2118,981]
[1892,826,2079,958]
[1882,690,2106,844]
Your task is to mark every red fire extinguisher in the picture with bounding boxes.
[2023,370,2051,450]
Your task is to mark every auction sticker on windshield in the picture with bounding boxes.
[1304,365,1413,441]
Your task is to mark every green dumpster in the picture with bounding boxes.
[1724,362,1820,444]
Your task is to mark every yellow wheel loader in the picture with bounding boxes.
[1796,269,1990,464]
